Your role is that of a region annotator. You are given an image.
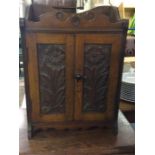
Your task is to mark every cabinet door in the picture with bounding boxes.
[75,34,122,121]
[26,33,74,122]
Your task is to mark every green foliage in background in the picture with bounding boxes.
[128,14,135,35]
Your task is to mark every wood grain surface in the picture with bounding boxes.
[19,109,135,155]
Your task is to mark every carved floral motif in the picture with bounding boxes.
[83,44,111,112]
[37,44,66,114]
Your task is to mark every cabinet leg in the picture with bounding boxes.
[28,124,34,139]
[113,122,118,135]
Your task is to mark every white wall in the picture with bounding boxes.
[110,0,135,7]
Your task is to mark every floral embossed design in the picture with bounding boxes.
[83,44,111,112]
[37,44,66,114]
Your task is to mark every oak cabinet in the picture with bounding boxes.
[24,6,128,138]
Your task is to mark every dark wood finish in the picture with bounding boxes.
[123,111,135,123]
[120,100,135,123]
[83,44,111,112]
[38,44,66,114]
[25,6,128,31]
[74,34,122,122]
[19,109,135,155]
[24,5,128,138]
[26,33,74,124]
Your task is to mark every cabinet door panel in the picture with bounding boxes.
[27,33,74,122]
[83,44,111,113]
[75,34,122,121]
[38,44,66,114]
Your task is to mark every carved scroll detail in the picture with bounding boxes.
[26,6,129,30]
[84,12,95,21]
[70,15,80,27]
[56,12,65,21]
[83,44,111,112]
[37,44,66,114]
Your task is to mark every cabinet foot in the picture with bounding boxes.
[113,122,118,135]
[28,124,34,139]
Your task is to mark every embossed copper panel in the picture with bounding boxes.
[37,44,66,114]
[83,44,111,112]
